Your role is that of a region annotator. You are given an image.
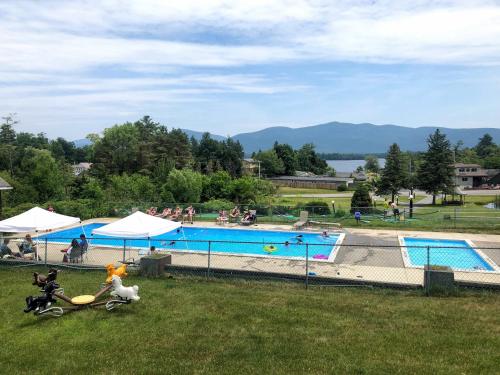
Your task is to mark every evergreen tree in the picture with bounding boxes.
[350,183,372,213]
[417,129,455,205]
[273,142,297,175]
[475,133,496,158]
[376,143,408,201]
[364,155,380,173]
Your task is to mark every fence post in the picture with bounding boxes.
[426,245,430,296]
[305,243,309,289]
[454,207,457,229]
[44,238,48,266]
[123,239,126,263]
[207,240,211,279]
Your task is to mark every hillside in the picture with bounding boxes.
[231,122,500,154]
[73,122,500,154]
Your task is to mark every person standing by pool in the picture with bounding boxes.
[354,211,361,224]
[391,201,400,220]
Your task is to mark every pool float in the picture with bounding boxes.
[263,245,278,254]
[313,254,328,260]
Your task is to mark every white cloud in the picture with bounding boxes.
[1,1,500,137]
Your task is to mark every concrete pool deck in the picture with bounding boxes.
[4,218,499,288]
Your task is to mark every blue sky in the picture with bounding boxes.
[1,0,500,139]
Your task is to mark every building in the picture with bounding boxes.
[453,163,492,188]
[72,162,92,176]
[242,158,259,176]
[268,175,354,190]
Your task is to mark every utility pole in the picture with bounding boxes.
[409,157,414,218]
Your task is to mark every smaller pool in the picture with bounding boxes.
[401,237,495,271]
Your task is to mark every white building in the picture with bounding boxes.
[72,162,92,176]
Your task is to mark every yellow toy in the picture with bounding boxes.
[105,263,128,284]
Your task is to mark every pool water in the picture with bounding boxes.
[402,238,494,271]
[39,223,340,260]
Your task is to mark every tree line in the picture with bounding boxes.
[252,142,331,177]
[0,115,325,218]
[373,130,499,205]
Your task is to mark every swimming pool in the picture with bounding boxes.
[400,237,497,272]
[39,223,342,260]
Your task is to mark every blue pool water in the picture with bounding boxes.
[402,238,494,271]
[39,223,340,259]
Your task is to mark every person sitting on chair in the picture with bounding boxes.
[79,234,88,260]
[156,207,172,218]
[18,234,37,259]
[170,206,182,221]
[1,238,21,258]
[229,206,240,222]
[216,210,228,225]
[183,205,195,224]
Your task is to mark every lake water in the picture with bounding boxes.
[326,159,386,173]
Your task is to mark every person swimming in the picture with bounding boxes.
[295,235,303,243]
[284,241,290,246]
[322,231,329,238]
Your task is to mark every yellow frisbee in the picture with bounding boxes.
[71,295,96,305]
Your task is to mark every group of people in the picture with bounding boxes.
[0,234,39,259]
[60,234,88,263]
[146,206,195,224]
[216,206,256,225]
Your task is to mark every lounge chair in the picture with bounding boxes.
[240,210,257,226]
[293,211,309,229]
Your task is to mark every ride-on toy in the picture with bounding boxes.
[23,265,140,318]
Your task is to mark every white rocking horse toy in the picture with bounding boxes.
[110,275,140,301]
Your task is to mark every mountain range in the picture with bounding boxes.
[74,122,500,155]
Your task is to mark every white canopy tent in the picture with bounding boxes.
[0,206,80,233]
[0,207,81,261]
[92,211,182,257]
[92,211,181,238]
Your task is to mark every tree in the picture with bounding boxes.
[475,134,496,159]
[202,171,232,201]
[163,169,203,203]
[417,129,455,205]
[106,174,156,203]
[273,142,297,175]
[377,143,408,201]
[0,114,18,176]
[229,176,275,203]
[19,148,65,202]
[350,184,372,213]
[296,143,328,175]
[364,155,380,173]
[93,122,140,176]
[253,149,285,176]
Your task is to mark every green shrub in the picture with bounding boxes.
[296,201,331,216]
[202,199,234,212]
[337,183,347,192]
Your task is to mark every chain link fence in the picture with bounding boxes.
[1,234,498,293]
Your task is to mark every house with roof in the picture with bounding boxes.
[453,163,497,189]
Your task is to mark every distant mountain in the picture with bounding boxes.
[180,129,225,141]
[73,138,91,147]
[73,121,500,154]
[230,122,500,154]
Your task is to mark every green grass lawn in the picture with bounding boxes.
[276,187,341,195]
[1,266,499,374]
